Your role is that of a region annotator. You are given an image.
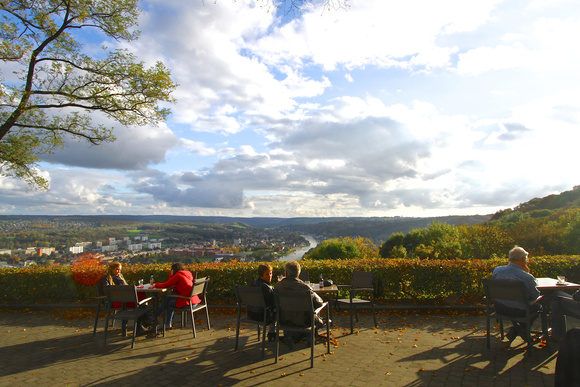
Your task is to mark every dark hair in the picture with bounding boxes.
[258,263,272,277]
[171,262,185,272]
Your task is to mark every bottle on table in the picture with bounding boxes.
[150,275,155,286]
[319,274,324,288]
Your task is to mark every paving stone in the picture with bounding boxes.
[0,309,565,386]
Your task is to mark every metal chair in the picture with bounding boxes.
[482,278,546,351]
[234,285,272,357]
[103,285,153,348]
[162,276,211,338]
[299,270,310,282]
[335,271,377,333]
[93,283,120,336]
[274,288,330,368]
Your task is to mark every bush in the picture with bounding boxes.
[1,256,579,306]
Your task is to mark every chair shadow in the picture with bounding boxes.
[396,331,559,387]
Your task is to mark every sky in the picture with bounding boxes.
[1,0,580,218]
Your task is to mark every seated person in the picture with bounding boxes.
[248,263,276,341]
[98,261,149,333]
[154,262,199,329]
[551,289,580,341]
[274,261,324,342]
[97,261,128,298]
[492,246,542,342]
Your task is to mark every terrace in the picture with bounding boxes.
[0,307,566,386]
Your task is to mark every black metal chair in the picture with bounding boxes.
[103,285,153,348]
[274,289,330,368]
[93,283,121,336]
[299,270,310,282]
[482,278,546,351]
[162,276,211,338]
[335,271,377,333]
[234,285,272,357]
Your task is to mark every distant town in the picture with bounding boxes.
[0,217,310,268]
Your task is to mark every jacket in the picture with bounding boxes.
[155,270,200,308]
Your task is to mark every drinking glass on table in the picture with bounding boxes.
[557,275,566,284]
[138,279,144,286]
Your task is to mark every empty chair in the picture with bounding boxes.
[103,285,153,348]
[335,271,377,333]
[298,270,310,282]
[162,276,211,338]
[234,285,272,357]
[274,288,330,368]
[482,278,546,351]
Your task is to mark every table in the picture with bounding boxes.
[312,284,338,324]
[536,278,580,339]
[536,277,580,292]
[137,285,167,312]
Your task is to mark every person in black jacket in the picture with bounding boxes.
[552,289,580,341]
[248,263,276,341]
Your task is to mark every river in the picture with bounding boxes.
[278,235,318,261]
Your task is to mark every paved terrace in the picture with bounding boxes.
[0,307,565,386]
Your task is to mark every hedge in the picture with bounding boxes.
[1,256,579,306]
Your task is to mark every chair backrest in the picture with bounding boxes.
[235,285,266,309]
[190,276,210,299]
[106,285,138,306]
[352,271,374,289]
[481,278,529,304]
[299,270,310,282]
[274,289,314,315]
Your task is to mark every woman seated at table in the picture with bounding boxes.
[153,262,200,329]
[97,261,128,301]
[98,261,150,332]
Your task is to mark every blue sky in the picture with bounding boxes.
[2,0,580,217]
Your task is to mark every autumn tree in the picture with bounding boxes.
[0,0,177,189]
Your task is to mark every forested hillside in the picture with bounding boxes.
[378,186,580,259]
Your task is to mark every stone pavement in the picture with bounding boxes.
[0,308,565,386]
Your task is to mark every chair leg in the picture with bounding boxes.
[261,323,267,358]
[310,328,315,368]
[191,311,197,338]
[349,303,354,334]
[131,320,137,349]
[103,314,110,345]
[486,312,491,349]
[235,311,241,351]
[372,301,377,327]
[204,306,211,330]
[93,303,102,336]
[275,324,280,363]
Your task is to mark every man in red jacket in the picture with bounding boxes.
[154,262,200,328]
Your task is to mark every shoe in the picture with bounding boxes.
[506,327,517,343]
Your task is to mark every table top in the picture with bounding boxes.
[536,277,580,291]
[311,284,339,294]
[136,285,167,293]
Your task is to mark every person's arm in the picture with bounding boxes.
[155,273,178,289]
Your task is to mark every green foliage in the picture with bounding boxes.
[2,257,580,305]
[303,238,361,260]
[0,0,177,189]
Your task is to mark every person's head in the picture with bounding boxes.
[284,261,301,279]
[509,246,529,267]
[108,261,122,277]
[258,263,273,283]
[171,262,185,275]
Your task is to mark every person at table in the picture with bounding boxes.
[274,261,324,342]
[551,288,580,341]
[248,263,276,341]
[97,261,128,294]
[492,246,542,342]
[154,262,199,329]
[97,261,149,333]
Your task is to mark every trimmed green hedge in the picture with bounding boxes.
[1,256,579,305]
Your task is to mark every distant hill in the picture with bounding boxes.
[490,185,580,221]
